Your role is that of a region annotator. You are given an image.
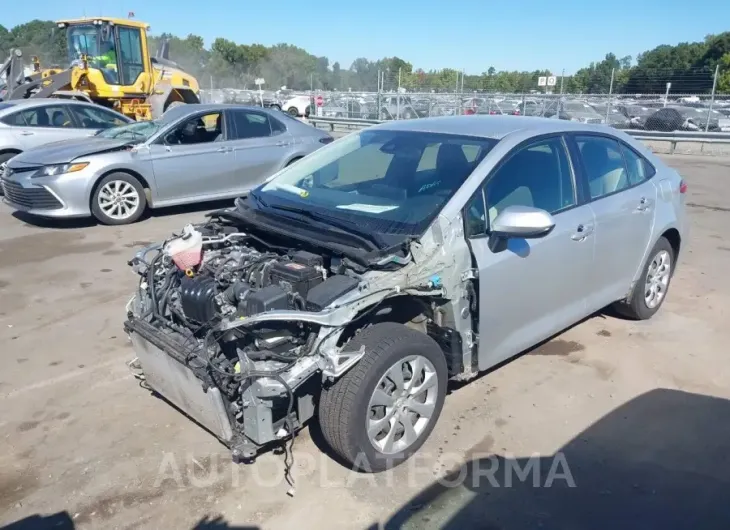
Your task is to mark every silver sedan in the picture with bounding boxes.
[0,98,132,185]
[2,104,332,224]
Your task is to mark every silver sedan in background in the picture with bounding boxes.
[0,98,132,187]
[2,104,333,224]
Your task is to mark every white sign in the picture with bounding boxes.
[547,76,557,87]
[255,78,265,85]
[538,76,547,87]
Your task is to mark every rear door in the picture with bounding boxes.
[149,110,235,204]
[9,104,90,149]
[228,108,293,193]
[572,134,657,311]
[466,136,596,370]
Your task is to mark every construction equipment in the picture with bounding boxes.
[0,17,200,120]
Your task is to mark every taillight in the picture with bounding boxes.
[319,136,334,144]
[679,179,687,194]
[489,111,496,115]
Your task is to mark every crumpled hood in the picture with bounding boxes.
[9,137,133,167]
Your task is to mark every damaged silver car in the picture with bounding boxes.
[125,116,686,471]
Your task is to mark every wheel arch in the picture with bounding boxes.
[0,148,22,158]
[89,168,152,211]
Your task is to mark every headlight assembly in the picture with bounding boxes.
[34,162,89,178]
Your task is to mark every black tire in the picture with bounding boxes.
[379,109,390,120]
[91,172,147,225]
[0,151,20,196]
[319,322,448,472]
[612,236,675,320]
[287,106,299,117]
[270,104,282,111]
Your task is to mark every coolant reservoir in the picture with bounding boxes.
[164,224,203,270]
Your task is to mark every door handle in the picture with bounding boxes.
[275,141,292,147]
[20,131,34,136]
[571,224,594,241]
[216,146,232,153]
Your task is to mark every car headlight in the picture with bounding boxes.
[33,162,89,178]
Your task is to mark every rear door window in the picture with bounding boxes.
[229,110,273,139]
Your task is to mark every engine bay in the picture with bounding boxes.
[124,217,375,459]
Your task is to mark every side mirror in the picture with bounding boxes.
[491,205,555,239]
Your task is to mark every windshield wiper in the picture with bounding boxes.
[265,203,385,250]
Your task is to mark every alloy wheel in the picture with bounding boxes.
[98,180,140,220]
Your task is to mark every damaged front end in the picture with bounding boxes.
[124,213,449,462]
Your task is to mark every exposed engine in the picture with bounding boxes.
[124,220,363,461]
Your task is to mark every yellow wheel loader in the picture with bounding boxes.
[0,17,200,120]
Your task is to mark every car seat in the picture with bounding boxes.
[580,141,626,197]
[51,111,68,127]
[36,110,50,126]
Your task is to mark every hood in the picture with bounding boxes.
[9,137,134,167]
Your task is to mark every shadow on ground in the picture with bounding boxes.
[0,513,257,529]
[11,199,235,229]
[381,388,730,530]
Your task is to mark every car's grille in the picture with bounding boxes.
[1,178,62,210]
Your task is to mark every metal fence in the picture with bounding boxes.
[199,67,730,134]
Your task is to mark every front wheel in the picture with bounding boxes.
[319,322,448,472]
[612,236,675,320]
[287,106,299,117]
[91,172,147,225]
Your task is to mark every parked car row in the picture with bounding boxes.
[1,102,332,224]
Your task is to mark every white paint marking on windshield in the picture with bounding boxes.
[336,203,399,214]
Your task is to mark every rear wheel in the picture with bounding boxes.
[612,236,674,320]
[319,322,448,472]
[91,172,147,225]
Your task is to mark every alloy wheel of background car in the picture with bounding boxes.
[366,355,440,455]
[91,172,147,225]
[288,107,299,116]
[98,180,140,220]
[644,250,671,309]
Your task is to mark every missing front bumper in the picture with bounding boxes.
[126,320,235,443]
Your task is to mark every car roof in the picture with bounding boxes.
[370,115,614,140]
[160,103,285,123]
[0,98,108,116]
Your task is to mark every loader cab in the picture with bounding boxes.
[61,18,151,88]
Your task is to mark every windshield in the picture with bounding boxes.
[67,24,101,64]
[96,120,161,140]
[255,129,497,238]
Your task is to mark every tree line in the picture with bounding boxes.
[2,19,729,94]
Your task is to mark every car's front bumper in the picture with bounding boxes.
[1,166,94,218]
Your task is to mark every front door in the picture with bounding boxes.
[228,109,294,194]
[150,111,235,204]
[573,135,657,310]
[466,136,596,370]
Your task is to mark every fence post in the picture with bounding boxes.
[376,69,382,120]
[706,64,720,132]
[605,68,615,123]
[396,67,401,120]
[559,69,564,95]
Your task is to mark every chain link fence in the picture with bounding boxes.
[200,67,730,134]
